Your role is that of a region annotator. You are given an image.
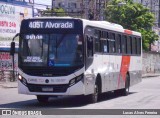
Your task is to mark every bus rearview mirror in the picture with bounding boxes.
[10,42,15,56]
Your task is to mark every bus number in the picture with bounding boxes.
[29,22,44,28]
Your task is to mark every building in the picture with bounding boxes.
[52,0,83,17]
[84,0,106,20]
[51,0,107,20]
[133,0,160,52]
[133,0,159,27]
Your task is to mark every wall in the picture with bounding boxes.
[142,51,160,74]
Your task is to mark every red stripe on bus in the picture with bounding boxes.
[118,56,130,88]
[124,29,132,35]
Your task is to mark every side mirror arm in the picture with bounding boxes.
[10,33,19,81]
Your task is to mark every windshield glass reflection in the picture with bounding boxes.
[49,34,83,67]
[20,34,83,67]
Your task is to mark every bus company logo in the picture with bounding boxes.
[45,79,49,83]
[2,110,12,115]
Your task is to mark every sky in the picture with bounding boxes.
[34,0,51,6]
[34,0,52,10]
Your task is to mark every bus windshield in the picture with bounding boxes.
[20,33,83,67]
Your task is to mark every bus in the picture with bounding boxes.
[10,17,142,103]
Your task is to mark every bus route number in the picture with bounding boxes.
[29,22,44,29]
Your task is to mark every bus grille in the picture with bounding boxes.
[27,84,68,93]
[21,68,75,76]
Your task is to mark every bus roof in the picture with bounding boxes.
[81,19,141,37]
[25,16,141,37]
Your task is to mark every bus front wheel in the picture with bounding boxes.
[37,95,49,103]
[88,81,99,103]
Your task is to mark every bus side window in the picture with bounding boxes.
[109,33,115,53]
[86,36,93,57]
[137,37,141,55]
[127,36,131,54]
[121,35,127,54]
[131,37,136,54]
[94,30,101,52]
[115,34,121,53]
[101,31,108,53]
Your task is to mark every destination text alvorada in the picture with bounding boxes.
[29,21,74,29]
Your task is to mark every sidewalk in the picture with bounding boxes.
[142,73,160,78]
[0,81,18,88]
[0,73,160,89]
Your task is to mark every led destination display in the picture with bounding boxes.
[28,21,74,29]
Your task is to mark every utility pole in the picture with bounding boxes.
[95,0,107,20]
[51,0,54,9]
[159,0,160,27]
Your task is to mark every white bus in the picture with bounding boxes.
[10,17,142,103]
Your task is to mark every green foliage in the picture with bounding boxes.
[105,0,159,51]
[42,8,66,16]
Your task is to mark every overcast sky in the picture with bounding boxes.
[34,0,52,10]
[34,0,51,5]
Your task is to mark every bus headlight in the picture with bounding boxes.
[69,74,83,87]
[18,75,22,80]
[18,74,27,86]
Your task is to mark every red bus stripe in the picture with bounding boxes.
[118,56,131,88]
[124,29,132,35]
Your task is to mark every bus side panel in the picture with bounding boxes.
[129,56,142,86]
[85,53,107,94]
[115,55,125,90]
[102,54,111,92]
[93,53,106,93]
[103,54,124,92]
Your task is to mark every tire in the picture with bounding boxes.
[37,95,49,103]
[115,74,130,96]
[88,81,99,103]
[121,74,130,96]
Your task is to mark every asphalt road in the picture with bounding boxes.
[0,76,160,118]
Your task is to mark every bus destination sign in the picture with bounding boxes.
[28,21,74,29]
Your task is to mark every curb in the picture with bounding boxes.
[1,85,17,88]
[142,74,160,78]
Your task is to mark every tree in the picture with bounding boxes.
[42,8,66,16]
[105,0,159,51]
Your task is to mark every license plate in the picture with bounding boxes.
[42,87,53,92]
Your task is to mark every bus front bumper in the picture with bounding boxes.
[18,80,85,96]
